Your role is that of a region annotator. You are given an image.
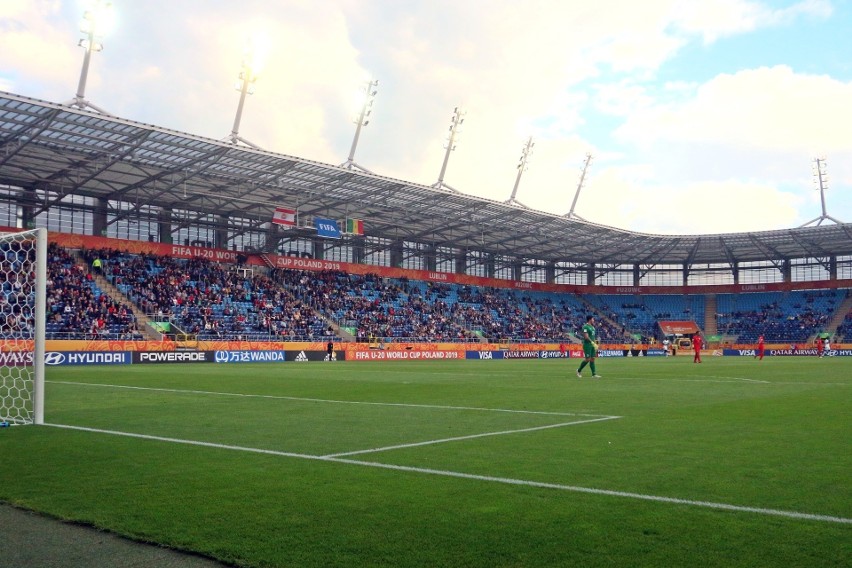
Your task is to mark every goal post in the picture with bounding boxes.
[0,228,46,425]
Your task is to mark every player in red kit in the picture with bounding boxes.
[693,332,702,363]
[755,335,765,360]
[816,337,824,358]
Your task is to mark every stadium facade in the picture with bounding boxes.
[1,90,851,288]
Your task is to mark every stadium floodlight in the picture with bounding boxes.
[67,0,114,114]
[505,136,534,208]
[340,79,379,173]
[433,106,465,192]
[800,157,843,227]
[565,153,593,221]
[226,42,264,150]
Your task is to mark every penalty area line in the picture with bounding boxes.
[43,423,851,525]
[323,416,622,458]
[48,380,605,417]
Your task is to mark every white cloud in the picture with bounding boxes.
[616,65,852,153]
[0,0,77,97]
[671,0,833,44]
[2,0,848,235]
[576,168,803,234]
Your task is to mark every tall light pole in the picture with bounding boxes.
[506,136,534,208]
[800,157,843,227]
[566,153,593,221]
[433,106,465,192]
[226,44,263,149]
[67,0,113,114]
[340,79,378,173]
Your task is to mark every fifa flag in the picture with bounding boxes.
[346,218,364,235]
[271,206,296,227]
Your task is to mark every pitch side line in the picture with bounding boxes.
[48,381,607,417]
[323,416,621,458]
[614,376,848,386]
[44,424,852,525]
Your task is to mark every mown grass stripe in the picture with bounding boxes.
[44,423,852,525]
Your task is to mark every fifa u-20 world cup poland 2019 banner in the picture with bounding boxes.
[348,349,461,361]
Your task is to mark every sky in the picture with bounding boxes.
[1,0,851,236]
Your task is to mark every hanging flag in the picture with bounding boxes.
[315,217,341,239]
[272,206,296,226]
[346,218,364,235]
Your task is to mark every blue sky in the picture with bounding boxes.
[1,0,851,235]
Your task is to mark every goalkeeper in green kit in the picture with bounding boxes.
[577,315,602,378]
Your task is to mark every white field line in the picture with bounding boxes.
[43,423,852,525]
[614,374,849,386]
[48,380,607,417]
[622,376,850,386]
[322,416,621,458]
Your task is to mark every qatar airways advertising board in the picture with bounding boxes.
[724,348,852,357]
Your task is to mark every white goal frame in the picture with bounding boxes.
[0,228,46,425]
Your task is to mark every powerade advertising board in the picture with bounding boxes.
[133,351,213,364]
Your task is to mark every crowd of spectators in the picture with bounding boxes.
[87,249,332,341]
[835,311,852,342]
[581,294,704,343]
[272,271,622,343]
[0,242,37,338]
[46,244,142,340]
[716,290,841,342]
[38,246,849,344]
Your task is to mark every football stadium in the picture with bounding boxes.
[1,3,851,567]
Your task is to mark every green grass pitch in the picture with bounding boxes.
[1,356,850,567]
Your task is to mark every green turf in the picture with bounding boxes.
[1,357,850,567]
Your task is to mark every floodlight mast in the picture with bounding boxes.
[67,0,113,114]
[566,153,593,221]
[226,49,262,149]
[800,157,843,227]
[433,107,465,192]
[341,79,378,173]
[505,136,534,208]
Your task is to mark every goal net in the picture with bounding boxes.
[0,228,46,426]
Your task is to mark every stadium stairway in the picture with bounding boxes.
[323,315,355,342]
[823,292,852,338]
[260,253,276,269]
[70,250,162,341]
[576,294,633,340]
[704,294,717,336]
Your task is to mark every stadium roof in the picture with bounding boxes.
[2,90,851,266]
